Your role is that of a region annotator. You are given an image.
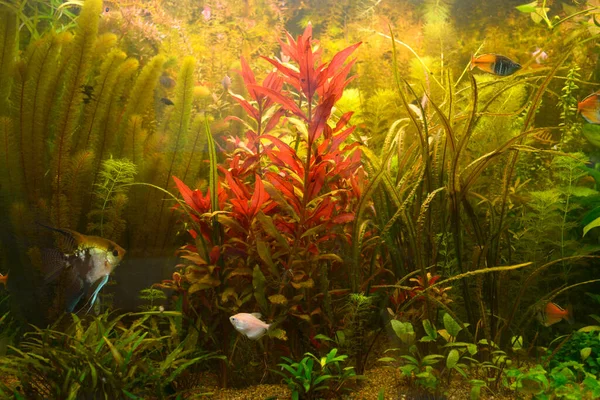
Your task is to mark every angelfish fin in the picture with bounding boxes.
[40,248,70,283]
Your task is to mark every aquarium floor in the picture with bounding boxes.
[202,366,518,399]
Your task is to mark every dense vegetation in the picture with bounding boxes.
[0,0,600,398]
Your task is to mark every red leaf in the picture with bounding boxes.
[332,212,355,224]
[261,56,299,81]
[317,42,361,87]
[308,95,336,143]
[261,135,304,174]
[263,107,285,134]
[173,176,194,209]
[334,111,353,133]
[306,163,327,201]
[331,126,356,151]
[239,57,258,100]
[248,84,307,120]
[221,167,247,200]
[249,175,269,218]
[230,92,259,120]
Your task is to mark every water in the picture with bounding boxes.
[0,0,599,397]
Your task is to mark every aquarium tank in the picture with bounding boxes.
[1,0,600,398]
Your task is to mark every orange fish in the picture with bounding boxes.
[470,54,521,76]
[578,92,600,124]
[229,312,271,340]
[537,302,574,327]
[0,272,7,288]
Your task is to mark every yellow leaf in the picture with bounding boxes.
[291,278,314,289]
[268,294,288,305]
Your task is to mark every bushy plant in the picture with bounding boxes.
[0,311,223,399]
[274,348,360,400]
[546,331,600,376]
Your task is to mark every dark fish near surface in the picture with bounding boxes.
[578,91,600,124]
[39,224,125,314]
[160,97,175,106]
[470,54,521,76]
[536,302,574,327]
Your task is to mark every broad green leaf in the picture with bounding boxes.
[581,347,592,361]
[583,216,600,237]
[447,349,459,369]
[578,325,600,332]
[423,320,437,340]
[253,266,268,311]
[256,238,276,273]
[511,335,523,350]
[443,313,461,338]
[256,211,290,250]
[390,320,415,345]
[515,2,538,13]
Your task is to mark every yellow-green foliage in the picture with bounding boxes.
[87,158,137,241]
[49,0,102,228]
[92,57,139,180]
[0,10,16,114]
[75,48,127,152]
[66,150,95,229]
[116,54,165,152]
[164,56,196,187]
[122,116,147,168]
[0,117,15,194]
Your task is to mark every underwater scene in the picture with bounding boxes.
[2,0,600,399]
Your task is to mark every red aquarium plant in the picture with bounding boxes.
[168,24,363,382]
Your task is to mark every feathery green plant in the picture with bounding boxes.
[49,0,101,228]
[87,158,137,240]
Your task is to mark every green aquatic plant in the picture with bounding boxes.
[0,311,224,399]
[138,288,167,311]
[274,348,359,400]
[87,158,136,240]
[49,0,101,229]
[546,331,600,376]
[0,9,16,115]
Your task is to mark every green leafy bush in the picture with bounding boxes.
[547,331,600,376]
[0,311,223,399]
[274,348,360,400]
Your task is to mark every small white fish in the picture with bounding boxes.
[229,312,271,340]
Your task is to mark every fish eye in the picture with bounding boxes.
[105,7,109,12]
[112,250,119,257]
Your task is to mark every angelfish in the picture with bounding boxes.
[229,312,271,340]
[38,224,125,313]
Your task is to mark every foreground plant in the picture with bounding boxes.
[0,311,223,399]
[274,348,360,400]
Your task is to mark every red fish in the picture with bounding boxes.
[0,272,7,288]
[578,92,600,124]
[537,302,574,327]
[470,54,521,76]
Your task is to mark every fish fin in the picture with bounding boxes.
[565,304,575,324]
[251,312,262,319]
[40,248,70,283]
[36,222,80,253]
[469,55,476,70]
